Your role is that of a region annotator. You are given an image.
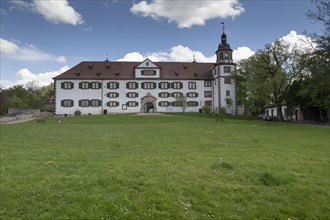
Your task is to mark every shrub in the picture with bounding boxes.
[202,104,211,114]
[74,110,82,116]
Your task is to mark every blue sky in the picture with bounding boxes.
[0,0,321,88]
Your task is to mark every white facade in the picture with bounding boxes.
[55,78,215,115]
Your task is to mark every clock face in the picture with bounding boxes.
[224,53,228,59]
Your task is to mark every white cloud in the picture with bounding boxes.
[0,38,19,55]
[0,66,70,89]
[130,0,245,28]
[1,38,66,63]
[117,52,145,61]
[233,46,255,63]
[279,30,315,52]
[117,45,254,63]
[10,0,83,25]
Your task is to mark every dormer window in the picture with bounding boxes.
[146,62,149,66]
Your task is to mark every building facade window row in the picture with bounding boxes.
[61,81,216,90]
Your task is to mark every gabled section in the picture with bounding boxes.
[135,58,160,78]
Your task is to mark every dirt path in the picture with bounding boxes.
[0,117,39,124]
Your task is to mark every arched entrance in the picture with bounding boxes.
[140,92,157,113]
[144,102,154,113]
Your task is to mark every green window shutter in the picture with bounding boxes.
[196,93,198,97]
[116,102,119,107]
[79,100,82,107]
[99,100,102,106]
[154,83,156,89]
[61,100,64,106]
[180,82,183,89]
[116,82,119,89]
[116,93,119,98]
[106,82,110,89]
[141,83,144,89]
[135,102,139,107]
[98,82,102,88]
[70,82,74,89]
[107,93,110,98]
[158,93,161,97]
[126,82,129,89]
[79,82,82,89]
[106,102,110,107]
[141,70,144,75]
[61,82,64,89]
[168,83,171,89]
[135,82,138,89]
[126,93,129,98]
[158,82,161,88]
[71,100,74,107]
[158,102,161,106]
[171,82,174,89]
[153,70,156,75]
[89,82,92,89]
[89,100,92,107]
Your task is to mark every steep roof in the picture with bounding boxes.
[53,60,215,80]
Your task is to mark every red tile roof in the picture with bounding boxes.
[53,60,216,80]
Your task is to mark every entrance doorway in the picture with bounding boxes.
[144,102,154,113]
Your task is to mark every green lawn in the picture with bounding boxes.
[0,114,329,219]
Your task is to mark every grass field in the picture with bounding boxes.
[0,113,329,219]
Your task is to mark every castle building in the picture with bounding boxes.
[53,26,236,115]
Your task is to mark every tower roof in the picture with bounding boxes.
[217,22,232,51]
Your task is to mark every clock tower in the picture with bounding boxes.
[216,23,233,63]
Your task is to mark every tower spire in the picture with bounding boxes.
[221,22,225,34]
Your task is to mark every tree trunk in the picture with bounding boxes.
[327,106,330,123]
[277,105,284,121]
[319,109,324,122]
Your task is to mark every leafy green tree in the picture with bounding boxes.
[300,0,330,121]
[234,40,307,120]
[175,94,187,113]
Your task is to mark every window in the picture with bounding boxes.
[126,82,138,89]
[224,77,231,84]
[107,82,119,89]
[158,101,169,107]
[61,82,74,90]
[159,92,169,98]
[188,82,196,89]
[141,70,156,76]
[226,90,230,96]
[126,101,138,107]
[159,82,170,89]
[91,99,101,107]
[205,101,212,107]
[107,92,119,98]
[61,99,73,107]
[187,92,198,98]
[172,92,183,98]
[126,92,138,98]
[79,82,89,89]
[142,82,156,89]
[79,99,89,107]
[172,101,180,107]
[204,80,212,87]
[224,66,231,73]
[107,101,119,107]
[172,82,183,89]
[90,82,101,89]
[187,101,198,107]
[204,91,212,98]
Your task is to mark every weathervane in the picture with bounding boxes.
[221,22,225,33]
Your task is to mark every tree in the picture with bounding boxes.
[234,40,307,121]
[175,94,187,113]
[300,0,330,121]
